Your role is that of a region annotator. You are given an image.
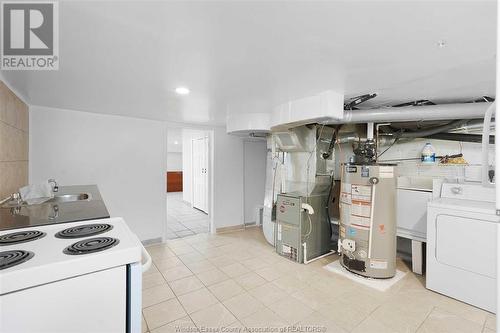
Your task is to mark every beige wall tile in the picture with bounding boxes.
[0,161,28,198]
[0,80,29,198]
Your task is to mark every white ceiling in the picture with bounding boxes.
[2,1,496,125]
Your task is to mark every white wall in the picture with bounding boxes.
[213,127,245,229]
[182,129,208,204]
[167,152,183,171]
[29,106,167,242]
[243,140,267,224]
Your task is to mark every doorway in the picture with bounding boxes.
[165,127,212,240]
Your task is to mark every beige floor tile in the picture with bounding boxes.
[239,308,288,330]
[291,287,334,310]
[154,257,183,271]
[208,279,245,301]
[143,272,167,290]
[143,264,160,276]
[143,298,187,330]
[416,307,483,333]
[161,265,193,282]
[254,266,283,282]
[208,255,237,268]
[223,292,264,319]
[368,302,431,333]
[268,296,315,324]
[169,275,204,296]
[234,272,267,290]
[190,303,237,329]
[296,312,347,333]
[438,296,489,326]
[317,300,372,332]
[178,288,219,314]
[186,260,216,274]
[196,268,229,286]
[352,317,400,333]
[148,246,176,260]
[272,276,308,294]
[248,282,289,306]
[177,252,206,264]
[170,245,196,256]
[146,228,489,333]
[143,284,176,308]
[338,289,383,314]
[150,316,198,333]
[219,262,251,278]
[142,315,149,333]
[485,313,496,331]
[241,257,271,271]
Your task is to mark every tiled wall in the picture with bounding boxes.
[0,81,29,199]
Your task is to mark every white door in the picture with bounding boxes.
[192,137,209,213]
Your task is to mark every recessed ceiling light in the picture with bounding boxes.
[174,141,179,145]
[437,40,446,48]
[175,87,190,95]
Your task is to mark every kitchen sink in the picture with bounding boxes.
[1,193,91,208]
[50,193,91,203]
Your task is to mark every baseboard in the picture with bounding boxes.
[216,222,259,234]
[216,224,245,234]
[141,237,163,246]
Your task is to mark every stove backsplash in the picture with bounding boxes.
[0,81,29,199]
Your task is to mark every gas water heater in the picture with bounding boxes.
[338,163,397,278]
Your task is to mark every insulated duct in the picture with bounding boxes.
[327,102,492,124]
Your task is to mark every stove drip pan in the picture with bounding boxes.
[0,250,34,270]
[0,231,46,246]
[63,237,119,255]
[55,224,113,239]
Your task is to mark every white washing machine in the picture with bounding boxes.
[426,182,498,313]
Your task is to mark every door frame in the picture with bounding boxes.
[164,125,215,241]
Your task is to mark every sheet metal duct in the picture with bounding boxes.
[326,102,492,124]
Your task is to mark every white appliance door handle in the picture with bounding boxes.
[141,245,152,273]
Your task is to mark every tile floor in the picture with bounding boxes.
[143,227,496,333]
[166,192,209,239]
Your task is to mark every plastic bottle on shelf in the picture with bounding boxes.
[421,143,436,164]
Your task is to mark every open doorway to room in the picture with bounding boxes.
[165,127,212,239]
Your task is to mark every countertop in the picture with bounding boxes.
[0,185,110,231]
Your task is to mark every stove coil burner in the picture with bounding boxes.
[0,230,46,246]
[0,250,34,270]
[63,237,119,255]
[55,224,113,239]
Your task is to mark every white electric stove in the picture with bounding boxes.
[0,217,151,333]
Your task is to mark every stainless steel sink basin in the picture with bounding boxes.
[50,193,91,203]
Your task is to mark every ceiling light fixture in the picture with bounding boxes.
[174,141,179,145]
[437,40,446,48]
[175,87,190,95]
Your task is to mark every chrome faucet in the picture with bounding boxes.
[48,179,59,193]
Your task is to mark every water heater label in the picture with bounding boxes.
[370,260,388,270]
[350,215,370,228]
[352,185,372,202]
[340,192,352,204]
[346,166,357,173]
[361,166,370,177]
[351,200,371,217]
